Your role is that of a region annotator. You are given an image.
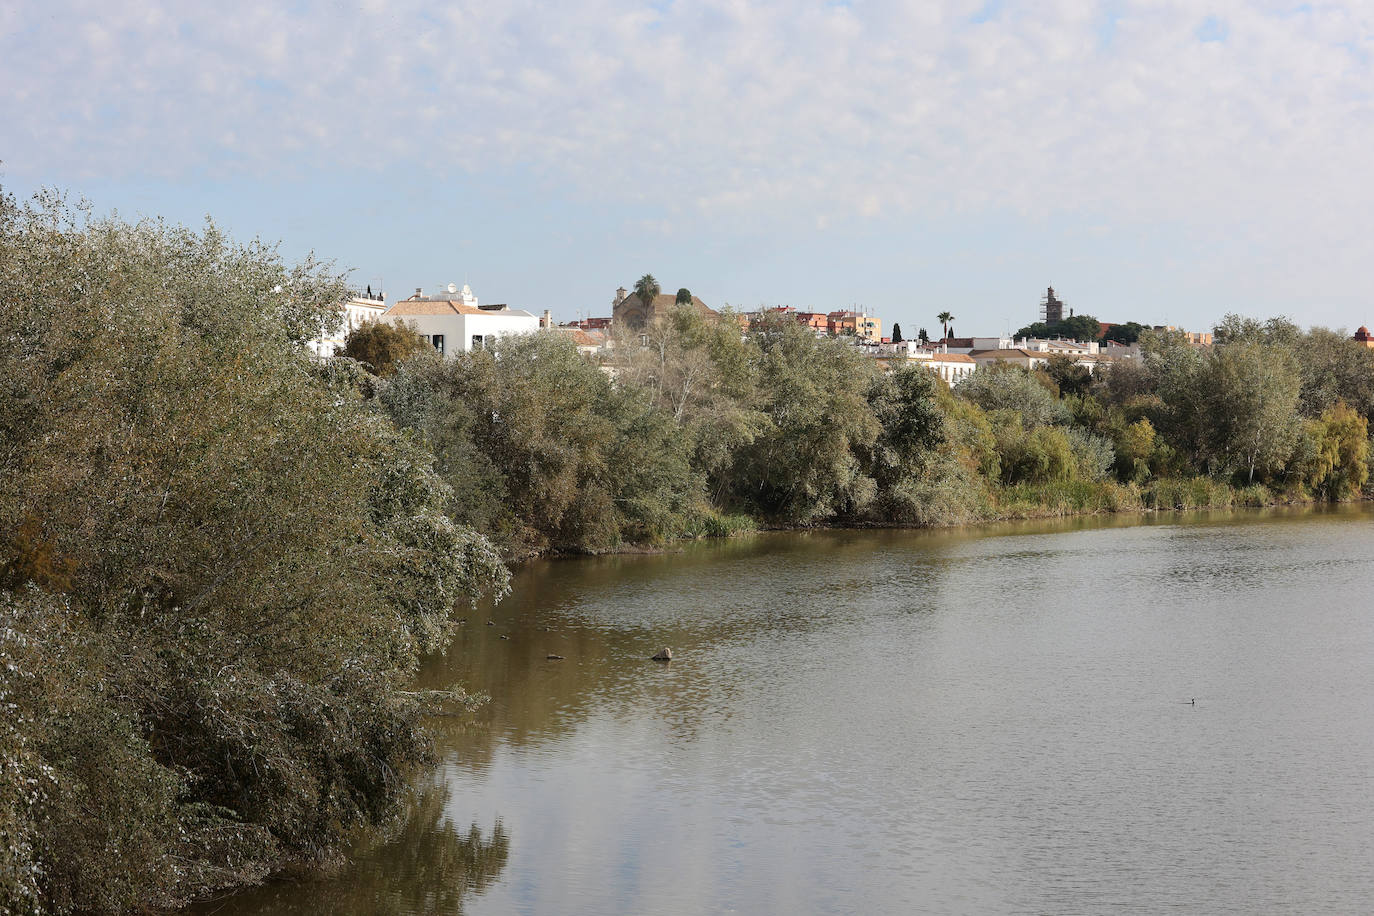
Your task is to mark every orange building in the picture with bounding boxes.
[827,310,883,342]
[1355,326,1374,348]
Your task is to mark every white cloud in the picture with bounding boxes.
[3,0,1373,312]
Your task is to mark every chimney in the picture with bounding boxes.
[414,287,423,299]
[541,309,552,329]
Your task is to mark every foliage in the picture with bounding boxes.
[385,332,702,555]
[1043,354,1093,398]
[723,314,880,522]
[0,188,507,913]
[1015,314,1103,342]
[15,185,1374,913]
[1292,328,1374,421]
[633,274,660,312]
[1103,321,1146,345]
[1113,417,1159,483]
[339,319,432,376]
[1298,402,1370,500]
[955,364,1070,428]
[891,322,903,343]
[675,287,692,305]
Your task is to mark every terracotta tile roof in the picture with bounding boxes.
[384,299,487,317]
[929,353,976,363]
[560,327,605,347]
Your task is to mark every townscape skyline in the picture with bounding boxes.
[4,1,1371,334]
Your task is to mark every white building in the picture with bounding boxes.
[968,348,1051,371]
[382,284,540,355]
[873,341,977,384]
[1016,337,1100,356]
[928,352,977,384]
[307,295,387,357]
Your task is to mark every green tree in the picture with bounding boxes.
[340,319,431,375]
[1292,328,1374,421]
[0,188,507,911]
[1015,321,1051,339]
[1300,402,1370,500]
[1154,336,1302,482]
[937,311,953,340]
[1103,321,1145,345]
[609,304,768,496]
[725,313,880,522]
[386,331,701,555]
[675,287,692,305]
[1113,417,1158,482]
[956,363,1070,428]
[1016,315,1102,342]
[1056,314,1103,342]
[891,322,903,343]
[634,274,661,312]
[1043,354,1093,398]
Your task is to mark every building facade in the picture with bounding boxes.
[308,295,388,357]
[382,284,540,355]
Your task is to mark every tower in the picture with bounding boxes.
[1040,286,1065,325]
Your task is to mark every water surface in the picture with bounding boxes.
[199,506,1374,914]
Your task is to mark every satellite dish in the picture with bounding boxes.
[447,282,458,294]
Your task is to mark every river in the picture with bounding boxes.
[194,506,1374,914]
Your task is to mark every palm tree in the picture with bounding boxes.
[634,274,661,311]
[937,311,953,341]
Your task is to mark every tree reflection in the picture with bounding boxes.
[192,781,508,915]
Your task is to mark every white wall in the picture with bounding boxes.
[307,298,386,357]
[391,310,540,356]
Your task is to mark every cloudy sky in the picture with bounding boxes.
[3,0,1371,333]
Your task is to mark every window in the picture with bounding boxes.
[432,334,445,355]
[472,334,484,351]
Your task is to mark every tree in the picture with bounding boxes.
[607,304,767,496]
[937,311,953,340]
[1299,402,1369,500]
[725,313,880,522]
[675,287,692,305]
[339,319,431,375]
[1015,321,1051,339]
[1293,328,1374,422]
[634,274,661,312]
[1154,337,1302,482]
[918,327,929,343]
[0,187,508,910]
[1103,321,1145,345]
[1114,417,1159,482]
[386,331,702,555]
[956,363,1070,429]
[891,322,903,343]
[1016,315,1102,342]
[1043,354,1093,398]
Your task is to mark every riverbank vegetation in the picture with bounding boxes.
[373,307,1373,558]
[4,187,1373,913]
[0,191,507,912]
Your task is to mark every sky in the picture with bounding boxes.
[3,0,1372,335]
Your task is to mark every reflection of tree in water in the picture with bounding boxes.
[191,780,508,915]
[420,530,969,767]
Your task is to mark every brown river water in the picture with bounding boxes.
[193,506,1374,914]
